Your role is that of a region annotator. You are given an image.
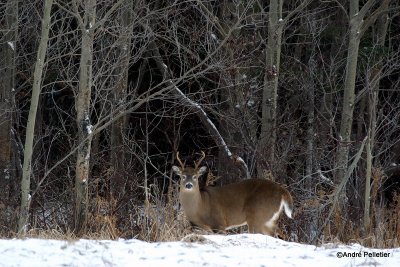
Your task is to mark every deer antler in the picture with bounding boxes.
[194,151,206,170]
[176,151,186,170]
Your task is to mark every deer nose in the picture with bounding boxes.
[185,183,193,189]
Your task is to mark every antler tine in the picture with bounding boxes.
[194,151,206,170]
[176,151,186,170]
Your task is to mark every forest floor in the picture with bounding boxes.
[0,234,399,266]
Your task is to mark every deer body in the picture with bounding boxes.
[173,152,293,236]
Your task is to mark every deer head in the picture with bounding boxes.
[172,151,207,191]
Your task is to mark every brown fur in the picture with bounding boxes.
[173,166,293,236]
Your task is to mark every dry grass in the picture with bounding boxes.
[2,167,398,247]
[132,184,192,242]
[319,169,400,248]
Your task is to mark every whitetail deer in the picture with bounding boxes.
[172,152,293,236]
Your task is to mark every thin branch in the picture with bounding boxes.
[54,0,84,27]
[195,0,227,39]
[360,0,391,37]
[93,0,125,30]
[283,0,313,26]
[312,136,367,244]
[358,0,378,19]
[32,14,239,194]
[149,40,251,179]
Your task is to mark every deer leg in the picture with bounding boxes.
[247,220,266,234]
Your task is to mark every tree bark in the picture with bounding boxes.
[363,0,389,230]
[259,0,283,179]
[0,0,18,226]
[110,0,133,199]
[335,7,361,185]
[258,0,311,179]
[334,0,391,238]
[335,0,391,185]
[18,0,53,235]
[74,0,96,235]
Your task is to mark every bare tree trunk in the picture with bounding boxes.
[334,0,391,238]
[0,0,18,227]
[305,23,316,189]
[363,1,389,230]
[259,0,283,179]
[335,0,391,186]
[335,0,361,185]
[110,0,133,199]
[74,0,96,235]
[18,0,53,235]
[258,0,311,179]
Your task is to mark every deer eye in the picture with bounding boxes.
[182,175,187,180]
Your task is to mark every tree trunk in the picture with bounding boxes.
[18,0,53,235]
[110,0,132,199]
[334,0,391,238]
[363,1,389,230]
[259,0,284,179]
[335,0,391,187]
[74,0,96,235]
[334,11,361,185]
[0,0,18,227]
[305,17,317,190]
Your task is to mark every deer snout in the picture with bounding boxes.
[185,182,193,189]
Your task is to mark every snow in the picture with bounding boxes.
[211,33,217,40]
[317,169,333,185]
[7,42,14,51]
[247,99,255,107]
[86,124,93,135]
[0,234,398,267]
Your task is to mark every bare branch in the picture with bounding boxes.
[54,0,84,27]
[93,0,125,30]
[360,0,391,37]
[283,0,313,26]
[149,42,251,178]
[312,136,367,244]
[195,0,227,39]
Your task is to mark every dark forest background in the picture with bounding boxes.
[1,0,399,246]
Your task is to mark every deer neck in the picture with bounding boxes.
[179,189,203,217]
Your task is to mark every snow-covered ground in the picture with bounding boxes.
[0,234,398,267]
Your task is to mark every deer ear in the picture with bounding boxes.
[198,166,207,175]
[172,165,181,175]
